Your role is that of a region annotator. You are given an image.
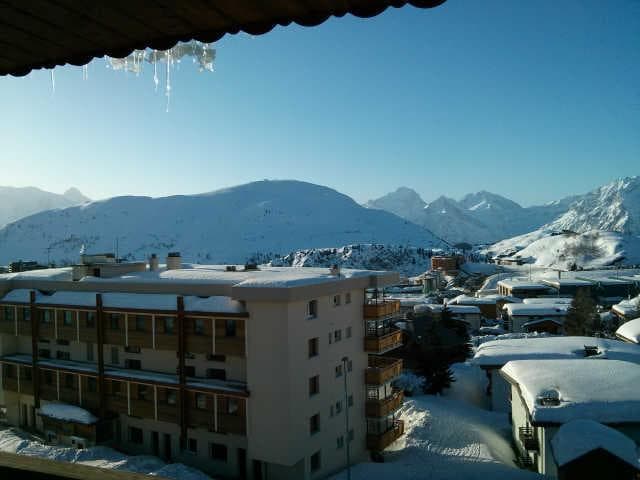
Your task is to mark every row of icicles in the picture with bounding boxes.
[50,41,216,112]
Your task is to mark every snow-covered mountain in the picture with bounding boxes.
[365,187,427,221]
[0,180,444,266]
[0,186,90,227]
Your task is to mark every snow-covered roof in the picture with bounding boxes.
[449,295,497,305]
[414,304,481,315]
[39,403,98,425]
[541,279,594,287]
[496,279,551,290]
[611,296,640,317]
[480,294,522,303]
[522,297,573,305]
[0,267,73,281]
[616,318,640,344]
[521,318,563,328]
[474,336,640,367]
[551,419,640,470]
[0,289,245,314]
[502,303,569,316]
[501,359,640,424]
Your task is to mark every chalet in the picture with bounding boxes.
[501,303,569,334]
[496,279,556,299]
[540,279,593,297]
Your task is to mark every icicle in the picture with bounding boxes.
[82,64,88,80]
[153,50,159,92]
[165,49,172,112]
[50,69,55,94]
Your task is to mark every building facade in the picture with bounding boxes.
[0,256,405,479]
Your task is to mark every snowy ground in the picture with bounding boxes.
[0,426,212,480]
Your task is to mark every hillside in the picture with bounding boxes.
[0,180,444,266]
[0,186,89,227]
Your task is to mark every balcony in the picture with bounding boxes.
[518,426,539,452]
[366,390,404,418]
[188,409,215,430]
[366,419,404,451]
[0,320,15,335]
[106,395,128,415]
[157,402,179,423]
[365,356,402,385]
[2,377,19,393]
[364,328,403,354]
[218,413,246,436]
[363,300,400,319]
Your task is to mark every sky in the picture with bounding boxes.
[0,0,638,207]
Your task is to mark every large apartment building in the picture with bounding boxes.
[0,253,405,479]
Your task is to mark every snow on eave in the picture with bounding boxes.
[616,317,640,344]
[551,419,640,470]
[39,403,98,425]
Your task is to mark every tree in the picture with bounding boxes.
[564,289,597,336]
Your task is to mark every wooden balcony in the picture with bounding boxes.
[363,300,400,319]
[39,323,55,340]
[366,419,404,451]
[188,409,214,430]
[155,333,178,351]
[40,384,58,401]
[365,356,402,385]
[106,395,128,415]
[57,325,77,342]
[17,321,32,337]
[218,413,246,436]
[104,329,126,346]
[364,328,403,354]
[127,330,153,349]
[2,377,19,393]
[366,390,404,418]
[157,402,179,423]
[130,398,155,419]
[82,391,100,410]
[215,337,245,357]
[20,379,34,395]
[60,387,79,405]
[0,320,15,335]
[186,334,212,355]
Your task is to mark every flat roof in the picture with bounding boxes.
[541,279,594,287]
[497,279,552,290]
[503,304,569,316]
[500,359,640,424]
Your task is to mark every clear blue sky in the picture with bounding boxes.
[0,0,638,206]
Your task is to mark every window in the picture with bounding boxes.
[225,319,236,337]
[334,330,342,342]
[63,310,73,326]
[310,451,321,472]
[138,385,148,400]
[188,438,197,454]
[206,368,226,380]
[87,377,97,392]
[210,443,227,461]
[333,294,341,307]
[346,326,352,338]
[348,394,354,407]
[348,429,354,442]
[196,393,207,410]
[125,345,141,354]
[345,292,352,304]
[109,313,120,330]
[3,307,14,322]
[163,317,175,334]
[22,308,31,322]
[309,375,319,396]
[111,347,119,365]
[43,370,53,385]
[206,353,226,362]
[185,351,195,360]
[328,333,332,345]
[335,400,343,414]
[166,390,177,405]
[86,343,94,361]
[56,339,70,346]
[194,318,205,335]
[307,300,318,319]
[86,312,96,328]
[309,414,320,435]
[183,365,196,377]
[228,398,239,415]
[41,310,52,324]
[111,380,121,395]
[308,337,319,358]
[64,374,74,388]
[126,359,142,370]
[38,348,51,358]
[337,435,344,449]
[135,315,146,332]
[56,350,70,360]
[335,365,343,378]
[347,360,353,372]
[129,427,143,444]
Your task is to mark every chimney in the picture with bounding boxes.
[149,253,159,271]
[166,252,182,270]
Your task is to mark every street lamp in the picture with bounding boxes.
[342,356,351,480]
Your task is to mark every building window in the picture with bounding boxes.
[135,315,146,332]
[111,380,121,395]
[56,350,70,361]
[329,405,334,417]
[206,368,226,380]
[309,414,320,435]
[347,360,353,372]
[163,317,175,334]
[126,359,142,370]
[346,326,352,338]
[125,345,141,354]
[41,310,52,324]
[86,312,96,328]
[38,348,50,358]
[56,339,70,346]
[309,375,320,396]
[196,393,207,410]
[328,332,332,344]
[308,337,319,358]
[111,347,119,365]
[348,429,354,442]
[188,438,197,454]
[109,313,120,330]
[345,292,352,304]
[63,311,74,326]
[310,451,321,472]
[333,295,341,307]
[194,318,205,335]
[210,443,227,461]
[64,374,74,389]
[225,319,237,337]
[137,385,148,400]
[2,307,14,322]
[87,377,97,392]
[166,390,177,405]
[184,365,196,377]
[206,354,226,362]
[348,394,354,407]
[335,365,343,378]
[129,427,143,444]
[337,435,344,449]
[307,300,318,319]
[22,308,31,322]
[228,398,239,415]
[86,343,94,361]
[334,330,342,342]
[335,400,343,414]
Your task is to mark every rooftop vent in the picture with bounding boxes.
[166,252,181,270]
[149,253,159,271]
[584,345,600,357]
[244,263,259,271]
[225,265,237,272]
[536,389,561,406]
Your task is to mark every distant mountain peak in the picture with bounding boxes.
[63,187,90,204]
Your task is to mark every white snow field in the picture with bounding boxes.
[0,427,213,480]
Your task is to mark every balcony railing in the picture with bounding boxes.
[518,426,539,452]
[364,328,403,354]
[366,419,404,451]
[2,377,19,393]
[363,300,400,319]
[365,356,402,385]
[366,389,404,417]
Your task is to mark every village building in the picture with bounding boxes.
[501,303,569,334]
[496,280,556,299]
[616,317,640,345]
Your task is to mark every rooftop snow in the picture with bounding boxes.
[541,279,593,287]
[449,295,497,305]
[0,267,72,281]
[474,336,640,367]
[39,403,98,425]
[414,304,481,315]
[496,280,551,290]
[612,296,640,317]
[502,303,569,316]
[551,419,640,469]
[501,359,640,424]
[616,318,640,344]
[522,298,573,305]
